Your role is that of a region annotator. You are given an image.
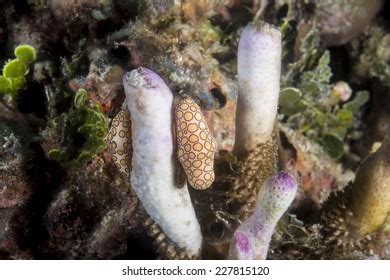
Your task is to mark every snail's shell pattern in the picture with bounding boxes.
[175,98,217,189]
[106,108,132,176]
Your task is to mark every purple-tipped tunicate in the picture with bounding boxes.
[233,22,281,156]
[123,67,202,256]
[229,171,298,259]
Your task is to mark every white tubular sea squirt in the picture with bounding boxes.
[123,67,202,256]
[229,171,298,259]
[234,22,282,155]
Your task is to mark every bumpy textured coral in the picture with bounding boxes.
[106,105,132,177]
[229,171,298,260]
[123,67,202,257]
[234,21,281,155]
[174,97,217,190]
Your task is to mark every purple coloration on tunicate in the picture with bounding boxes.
[234,231,250,255]
[229,171,298,259]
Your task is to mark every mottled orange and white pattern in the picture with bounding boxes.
[106,107,132,176]
[174,97,217,190]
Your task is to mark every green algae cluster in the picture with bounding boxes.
[280,21,369,159]
[49,88,108,166]
[0,44,37,97]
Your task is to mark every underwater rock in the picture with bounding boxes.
[351,24,390,89]
[41,161,143,259]
[182,0,224,23]
[317,0,383,46]
[278,124,354,206]
[0,117,32,259]
[49,0,113,23]
[0,112,36,212]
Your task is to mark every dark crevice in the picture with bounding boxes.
[109,45,131,68]
[209,221,225,240]
[328,46,351,82]
[0,250,10,260]
[276,3,289,20]
[16,82,48,119]
[226,200,240,215]
[12,0,30,15]
[292,197,321,224]
[119,228,157,260]
[224,1,253,29]
[94,19,123,40]
[211,88,227,109]
[279,131,297,161]
[113,0,145,22]
[380,0,390,21]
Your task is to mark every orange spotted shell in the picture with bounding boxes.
[106,107,132,176]
[174,97,217,190]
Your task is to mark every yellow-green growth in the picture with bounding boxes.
[351,136,390,236]
[14,45,37,64]
[0,44,37,96]
[49,89,108,166]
